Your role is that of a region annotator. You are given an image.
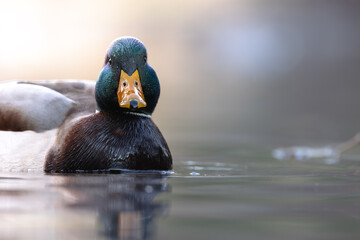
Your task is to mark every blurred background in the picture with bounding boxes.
[1,0,360,145]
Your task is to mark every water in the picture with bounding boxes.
[1,137,360,240]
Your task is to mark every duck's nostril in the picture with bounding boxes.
[130,99,138,109]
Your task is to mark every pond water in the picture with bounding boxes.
[1,136,360,240]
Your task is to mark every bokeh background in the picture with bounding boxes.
[1,0,360,145]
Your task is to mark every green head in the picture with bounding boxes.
[95,37,160,115]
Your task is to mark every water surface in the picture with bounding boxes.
[1,138,360,240]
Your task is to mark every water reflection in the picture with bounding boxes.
[54,174,170,240]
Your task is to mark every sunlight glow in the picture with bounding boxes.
[0,2,45,66]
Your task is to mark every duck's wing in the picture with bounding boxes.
[0,80,96,132]
[22,80,96,115]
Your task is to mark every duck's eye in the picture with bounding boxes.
[108,58,112,66]
[144,56,147,63]
[123,81,127,87]
[134,81,138,86]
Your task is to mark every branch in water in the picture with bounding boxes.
[272,132,360,164]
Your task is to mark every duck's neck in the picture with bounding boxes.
[123,111,151,118]
[96,109,151,118]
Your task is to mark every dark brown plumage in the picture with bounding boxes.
[44,112,172,172]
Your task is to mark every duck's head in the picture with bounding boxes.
[95,37,160,115]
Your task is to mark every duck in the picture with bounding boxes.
[0,79,97,172]
[0,37,172,173]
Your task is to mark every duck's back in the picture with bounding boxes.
[0,80,96,132]
[0,80,96,172]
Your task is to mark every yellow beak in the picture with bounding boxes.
[117,69,147,109]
